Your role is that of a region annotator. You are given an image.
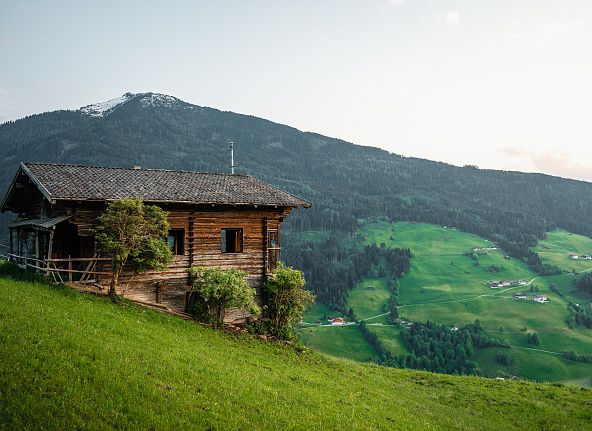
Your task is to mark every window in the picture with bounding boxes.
[221,228,243,253]
[267,230,280,272]
[167,229,185,255]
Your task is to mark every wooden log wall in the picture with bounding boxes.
[65,205,291,322]
[71,209,102,236]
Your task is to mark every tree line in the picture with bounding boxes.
[574,273,592,296]
[283,233,410,310]
[359,320,507,376]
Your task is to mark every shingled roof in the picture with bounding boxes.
[9,162,311,208]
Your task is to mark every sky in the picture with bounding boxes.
[1,0,591,181]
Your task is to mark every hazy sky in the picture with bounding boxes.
[1,1,591,181]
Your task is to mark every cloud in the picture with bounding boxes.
[445,12,460,26]
[530,151,592,181]
[499,147,527,158]
[497,148,592,182]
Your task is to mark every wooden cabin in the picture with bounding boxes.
[1,162,310,322]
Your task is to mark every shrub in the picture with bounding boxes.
[527,333,541,345]
[264,263,315,333]
[496,352,513,366]
[188,267,259,324]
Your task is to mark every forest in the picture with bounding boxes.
[359,320,506,375]
[567,302,592,329]
[574,273,592,296]
[283,234,410,309]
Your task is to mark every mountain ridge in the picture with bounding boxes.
[6,91,588,185]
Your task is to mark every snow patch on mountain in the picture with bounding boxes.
[80,92,182,117]
[80,93,133,117]
[138,93,179,108]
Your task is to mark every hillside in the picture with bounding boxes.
[300,222,592,384]
[0,267,591,430]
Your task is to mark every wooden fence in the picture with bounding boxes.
[0,245,110,284]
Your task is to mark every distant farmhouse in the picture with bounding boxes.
[488,280,528,289]
[569,254,592,260]
[512,293,548,303]
[0,162,310,322]
[330,317,346,325]
[472,246,498,254]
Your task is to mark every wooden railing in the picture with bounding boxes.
[0,248,111,284]
[45,257,112,283]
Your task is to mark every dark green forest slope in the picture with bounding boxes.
[1,92,591,304]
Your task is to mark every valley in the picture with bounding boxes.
[299,222,592,385]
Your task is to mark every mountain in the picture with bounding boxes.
[1,92,592,305]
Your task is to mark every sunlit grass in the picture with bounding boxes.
[1,271,591,430]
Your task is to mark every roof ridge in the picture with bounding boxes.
[22,162,251,177]
[9,162,312,209]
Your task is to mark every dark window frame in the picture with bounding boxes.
[221,228,243,253]
[167,228,185,255]
[267,229,280,272]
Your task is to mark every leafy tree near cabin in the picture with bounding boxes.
[188,266,260,324]
[264,262,315,330]
[95,198,173,299]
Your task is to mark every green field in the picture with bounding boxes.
[300,222,592,384]
[299,325,376,361]
[347,278,391,323]
[535,229,592,273]
[3,270,592,430]
[361,222,536,307]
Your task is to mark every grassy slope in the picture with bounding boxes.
[534,229,592,273]
[301,222,592,384]
[1,274,592,430]
[299,325,376,361]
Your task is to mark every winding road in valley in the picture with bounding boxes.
[360,267,592,323]
[302,265,592,327]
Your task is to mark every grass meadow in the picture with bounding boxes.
[3,269,591,429]
[534,229,592,273]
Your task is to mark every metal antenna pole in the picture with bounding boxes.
[230,141,235,174]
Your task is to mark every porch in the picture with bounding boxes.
[2,215,109,284]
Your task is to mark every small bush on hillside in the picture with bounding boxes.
[263,263,315,338]
[188,266,259,325]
